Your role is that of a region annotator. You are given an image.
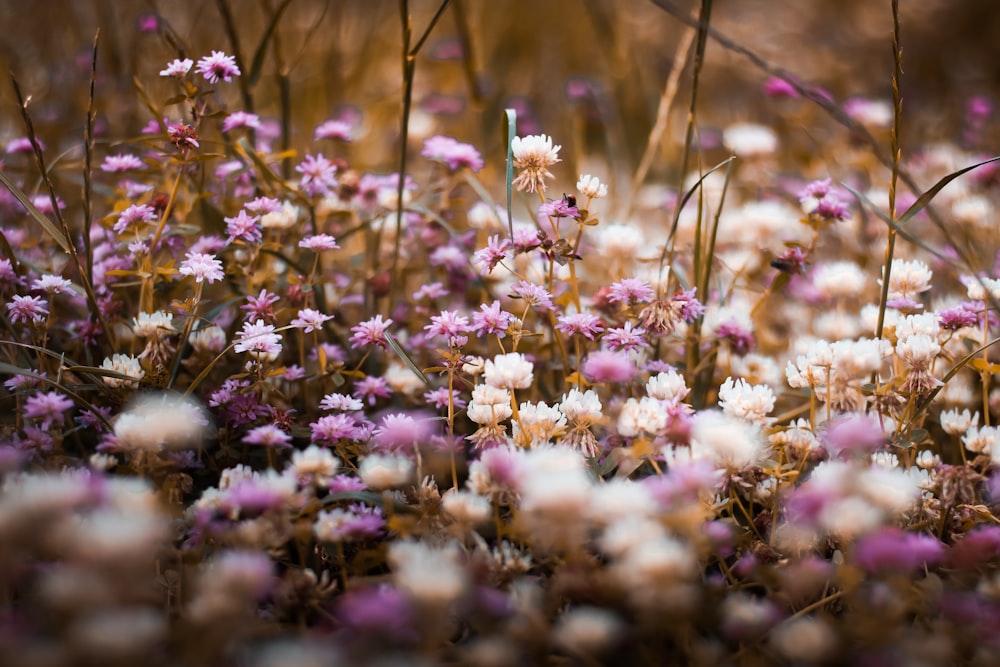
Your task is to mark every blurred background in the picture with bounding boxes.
[0,0,997,207]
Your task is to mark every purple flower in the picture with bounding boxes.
[473,235,512,275]
[556,312,604,340]
[822,413,888,458]
[314,119,354,142]
[222,111,261,133]
[31,275,73,295]
[349,314,394,349]
[243,424,292,448]
[947,526,1000,569]
[424,310,471,343]
[353,376,392,406]
[716,319,755,355]
[299,234,340,251]
[6,137,42,154]
[234,319,282,359]
[291,308,333,333]
[412,282,448,301]
[23,391,73,429]
[421,135,484,172]
[241,289,280,323]
[471,300,515,338]
[672,288,705,323]
[538,197,579,219]
[178,252,225,283]
[310,413,365,445]
[113,204,157,235]
[608,278,655,305]
[100,154,145,172]
[509,280,555,312]
[336,584,415,642]
[295,153,338,198]
[581,350,635,384]
[853,528,943,574]
[244,196,281,215]
[196,51,241,84]
[371,412,435,453]
[168,122,200,150]
[603,321,649,352]
[225,210,263,245]
[938,302,981,330]
[6,295,48,324]
[423,387,467,411]
[762,76,800,98]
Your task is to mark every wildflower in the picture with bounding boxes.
[224,210,262,245]
[940,408,979,435]
[5,137,42,154]
[100,354,145,388]
[716,318,755,355]
[310,413,365,445]
[196,50,241,84]
[556,312,604,340]
[963,424,1000,455]
[470,300,515,339]
[689,410,766,471]
[261,201,299,229]
[883,259,933,308]
[603,321,648,352]
[389,540,468,606]
[511,133,561,193]
[167,122,200,150]
[441,490,491,525]
[113,203,157,235]
[423,387,467,411]
[844,97,892,128]
[6,295,48,324]
[577,174,608,199]
[421,135,484,172]
[314,505,385,542]
[100,153,145,172]
[647,370,689,402]
[484,352,534,390]
[472,235,511,275]
[292,444,340,482]
[412,282,448,301]
[618,396,667,437]
[938,302,980,330]
[513,401,568,447]
[372,412,434,453]
[799,178,849,222]
[113,393,208,451]
[822,413,888,457]
[722,122,777,157]
[424,310,471,344]
[349,314,394,349]
[299,234,340,251]
[243,424,292,448]
[159,58,193,77]
[319,393,364,412]
[559,388,603,456]
[718,377,775,426]
[314,119,353,142]
[221,111,261,133]
[896,334,941,393]
[291,308,333,333]
[352,376,392,406]
[509,280,554,312]
[961,274,1000,302]
[31,274,73,295]
[23,391,73,429]
[234,319,282,360]
[296,153,338,197]
[178,252,225,283]
[132,310,175,338]
[582,349,635,384]
[538,197,579,219]
[608,277,655,305]
[812,261,866,300]
[467,385,513,449]
[358,454,414,489]
[241,289,280,323]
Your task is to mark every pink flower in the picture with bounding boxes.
[473,235,511,275]
[6,137,43,154]
[113,204,157,235]
[291,308,333,333]
[196,51,241,84]
[471,300,515,338]
[349,314,394,349]
[608,278,655,305]
[243,424,292,448]
[159,58,193,77]
[296,153,338,198]
[100,154,145,172]
[555,312,604,340]
[222,111,261,133]
[225,210,262,245]
[23,391,73,429]
[179,252,225,284]
[6,295,48,324]
[31,275,73,295]
[310,413,365,444]
[581,350,635,384]
[234,319,282,359]
[854,528,943,574]
[241,289,280,324]
[603,321,648,352]
[421,135,484,172]
[299,234,340,251]
[314,119,354,142]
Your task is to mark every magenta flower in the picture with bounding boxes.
[243,424,292,448]
[581,350,635,384]
[423,387,467,411]
[471,300,515,338]
[319,392,364,412]
[291,308,334,333]
[853,528,943,574]
[425,310,471,340]
[412,282,448,301]
[420,135,484,172]
[234,319,282,359]
[473,235,511,275]
[159,58,193,78]
[716,319,754,355]
[221,111,261,133]
[509,280,555,312]
[6,295,48,324]
[225,210,263,245]
[603,321,649,352]
[822,413,888,458]
[538,197,579,219]
[311,413,365,445]
[100,154,145,172]
[196,51,241,84]
[556,312,604,340]
[372,412,435,453]
[353,376,393,406]
[314,119,354,142]
[23,391,73,429]
[349,314,394,350]
[178,251,225,283]
[938,302,980,330]
[245,196,282,215]
[167,122,200,150]
[299,234,340,251]
[608,278,655,305]
[113,203,157,235]
[242,289,280,323]
[6,137,43,154]
[296,153,338,198]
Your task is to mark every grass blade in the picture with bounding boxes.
[898,155,1000,226]
[384,331,431,387]
[0,170,72,254]
[503,108,516,239]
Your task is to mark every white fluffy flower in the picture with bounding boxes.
[884,259,932,302]
[484,352,534,389]
[961,274,1000,302]
[576,174,608,199]
[646,370,689,402]
[940,408,979,435]
[559,388,603,425]
[812,261,866,300]
[113,394,208,451]
[963,424,1000,455]
[722,122,777,157]
[689,410,766,470]
[718,377,775,426]
[358,454,413,489]
[618,397,667,437]
[514,401,567,447]
[100,354,145,388]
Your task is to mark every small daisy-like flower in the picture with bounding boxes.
[511,134,561,194]
[113,204,157,235]
[100,353,145,388]
[961,274,1000,302]
[608,278,655,305]
[424,310,471,342]
[244,196,282,215]
[291,308,333,333]
[799,178,849,222]
[484,352,534,390]
[221,111,261,133]
[884,259,933,307]
[168,122,200,150]
[178,252,225,283]
[159,58,193,77]
[413,282,448,301]
[577,174,608,199]
[353,376,393,406]
[473,235,512,276]
[896,334,941,394]
[6,137,42,154]
[31,274,73,295]
[292,444,340,481]
[225,210,263,245]
[509,280,555,312]
[421,135,484,172]
[100,154,145,172]
[299,234,340,251]
[319,393,364,412]
[243,424,292,448]
[314,119,353,142]
[963,424,1000,455]
[234,319,283,360]
[196,50,241,84]
[718,376,775,426]
[423,387,467,411]
[242,289,281,324]
[940,408,979,436]
[23,391,73,429]
[296,153,338,198]
[938,302,980,330]
[6,295,48,324]
[556,312,604,340]
[349,314,394,350]
[603,321,648,352]
[471,300,515,338]
[133,310,175,338]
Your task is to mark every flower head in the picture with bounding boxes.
[178,252,225,283]
[6,295,48,324]
[421,135,484,172]
[349,314,394,350]
[113,204,157,235]
[196,51,241,84]
[291,308,334,333]
[511,134,561,193]
[159,58,193,77]
[234,319,282,360]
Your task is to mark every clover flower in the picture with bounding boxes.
[511,134,561,193]
[100,353,145,388]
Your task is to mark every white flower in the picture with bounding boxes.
[484,352,534,390]
[358,454,413,489]
[511,134,561,193]
[441,490,491,525]
[718,377,775,426]
[722,123,777,157]
[132,311,175,338]
[940,408,979,435]
[384,361,424,395]
[576,174,608,199]
[100,353,145,388]
[961,274,1000,302]
[812,261,866,300]
[617,397,667,437]
[689,410,766,470]
[896,334,940,368]
[559,388,603,426]
[598,223,644,261]
[261,201,299,229]
[646,370,689,402]
[895,312,940,341]
[513,401,567,447]
[189,325,226,355]
[389,540,468,606]
[114,394,209,451]
[964,424,1000,455]
[884,259,932,302]
[291,445,339,480]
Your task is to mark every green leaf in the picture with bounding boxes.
[384,331,431,387]
[502,108,516,239]
[899,154,1000,225]
[0,170,72,253]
